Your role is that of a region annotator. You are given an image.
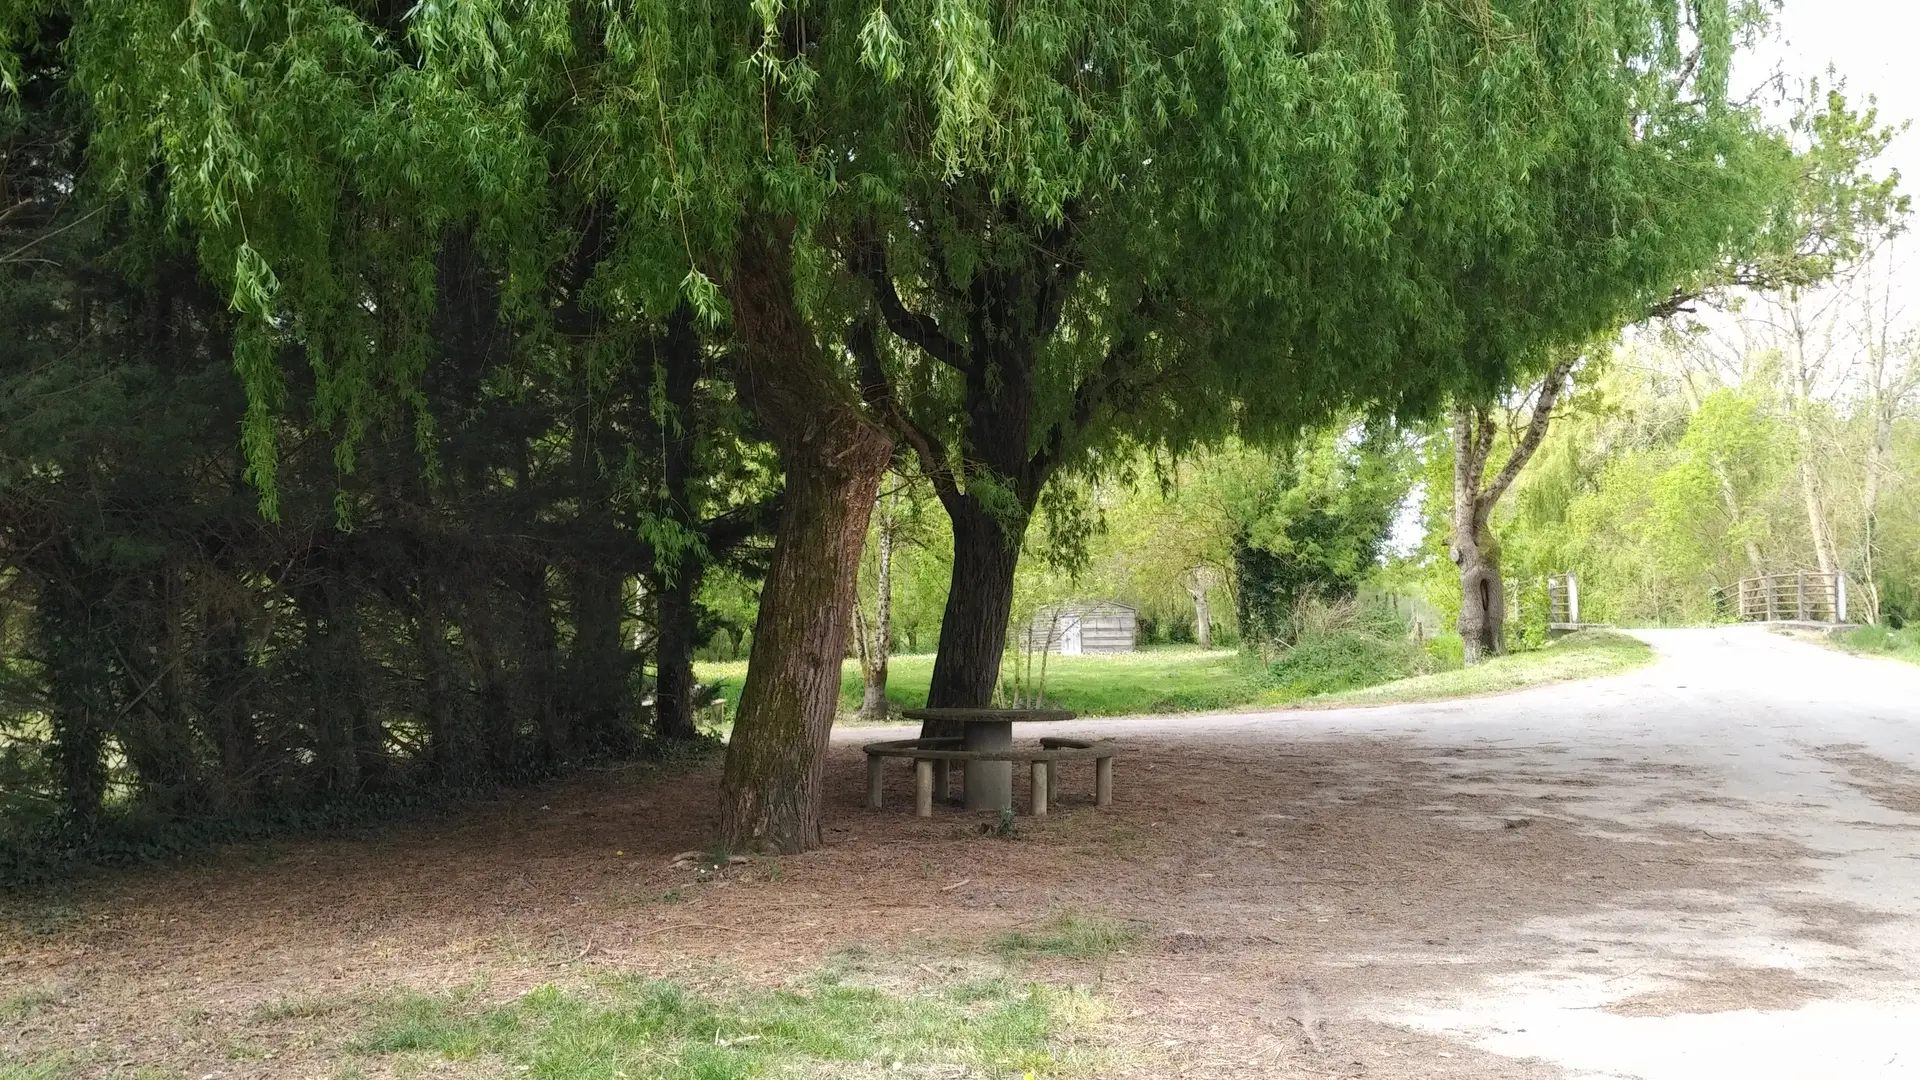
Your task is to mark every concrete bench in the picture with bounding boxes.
[862,736,1116,817]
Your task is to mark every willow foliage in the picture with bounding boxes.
[6,1,1783,479]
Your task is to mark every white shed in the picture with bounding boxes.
[1022,601,1137,655]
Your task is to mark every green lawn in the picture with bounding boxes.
[699,646,1269,720]
[696,631,1654,722]
[1311,629,1655,706]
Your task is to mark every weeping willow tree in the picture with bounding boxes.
[12,0,1788,850]
[846,0,1798,708]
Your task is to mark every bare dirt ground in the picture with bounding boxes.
[5,626,1919,1079]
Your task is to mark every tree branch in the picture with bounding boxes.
[849,227,969,373]
[1484,356,1578,508]
[848,318,963,514]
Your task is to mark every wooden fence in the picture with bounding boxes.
[1714,572,1849,624]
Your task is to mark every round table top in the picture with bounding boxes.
[900,707,1076,723]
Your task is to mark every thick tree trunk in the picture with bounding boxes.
[1453,524,1505,665]
[1449,362,1572,664]
[924,497,1025,714]
[720,220,893,854]
[565,558,631,755]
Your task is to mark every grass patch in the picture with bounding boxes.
[1312,629,1654,706]
[994,913,1143,962]
[249,995,349,1024]
[1833,624,1920,666]
[0,1059,71,1080]
[1,986,60,1021]
[351,972,1094,1078]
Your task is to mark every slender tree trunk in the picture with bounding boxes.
[858,483,897,721]
[1793,418,1837,577]
[1860,403,1893,624]
[653,304,705,741]
[1187,568,1214,648]
[514,563,566,764]
[720,220,893,854]
[1720,469,1768,577]
[1784,310,1838,577]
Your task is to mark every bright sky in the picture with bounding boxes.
[1752,0,1920,171]
[1747,0,1919,293]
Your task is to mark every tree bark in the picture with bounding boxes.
[1792,416,1838,577]
[1451,358,1575,664]
[1186,568,1214,648]
[851,211,1098,723]
[924,497,1027,711]
[1861,403,1892,623]
[720,219,893,854]
[1452,407,1505,665]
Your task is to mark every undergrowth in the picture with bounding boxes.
[0,736,721,889]
[1835,624,1920,666]
[1315,629,1654,705]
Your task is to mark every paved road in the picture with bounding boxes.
[890,626,1920,1079]
[1388,627,1920,1080]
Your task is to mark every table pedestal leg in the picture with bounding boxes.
[963,720,1013,811]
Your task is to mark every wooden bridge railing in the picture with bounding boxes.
[1713,572,1849,624]
[1546,572,1580,630]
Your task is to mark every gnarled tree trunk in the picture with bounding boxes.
[1451,357,1575,665]
[720,220,893,854]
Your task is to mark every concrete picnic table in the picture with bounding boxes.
[900,707,1075,811]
